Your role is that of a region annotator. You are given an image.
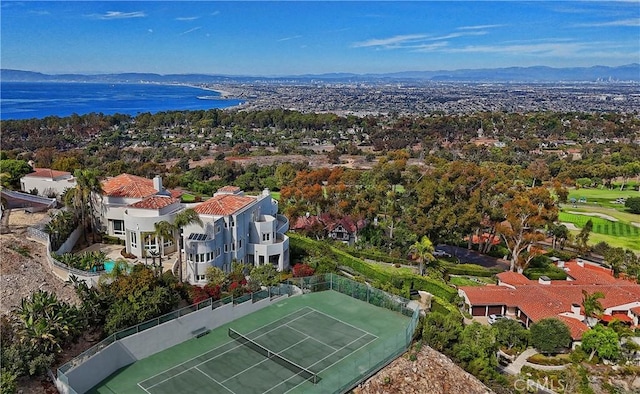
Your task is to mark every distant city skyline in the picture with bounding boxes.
[1,1,639,76]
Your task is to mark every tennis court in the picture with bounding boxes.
[138,307,376,394]
[90,289,413,394]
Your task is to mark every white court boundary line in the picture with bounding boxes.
[138,306,381,394]
[137,307,315,392]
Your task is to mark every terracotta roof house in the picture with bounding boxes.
[183,187,289,283]
[291,213,365,245]
[458,259,640,343]
[97,174,290,284]
[20,167,76,197]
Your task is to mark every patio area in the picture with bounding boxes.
[77,243,131,263]
[76,243,180,276]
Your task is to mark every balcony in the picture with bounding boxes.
[276,214,289,234]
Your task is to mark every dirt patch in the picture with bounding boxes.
[354,345,491,394]
[1,210,89,393]
[0,232,80,316]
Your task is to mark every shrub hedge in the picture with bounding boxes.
[289,234,457,302]
[524,267,568,280]
[443,263,501,277]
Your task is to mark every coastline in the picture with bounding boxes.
[1,81,245,120]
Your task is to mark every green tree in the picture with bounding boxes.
[496,187,558,272]
[205,266,226,287]
[173,208,203,282]
[492,318,530,351]
[410,235,435,276]
[66,169,103,243]
[625,197,640,214]
[250,264,280,287]
[548,223,570,250]
[453,322,499,383]
[576,219,593,255]
[15,290,85,354]
[422,312,463,353]
[582,290,604,328]
[581,324,620,361]
[530,318,572,354]
[0,159,32,189]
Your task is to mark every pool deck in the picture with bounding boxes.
[76,243,178,275]
[77,243,131,262]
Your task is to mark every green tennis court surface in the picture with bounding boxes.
[90,290,411,394]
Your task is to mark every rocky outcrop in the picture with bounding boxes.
[354,345,491,394]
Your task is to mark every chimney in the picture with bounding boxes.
[571,303,581,316]
[538,276,551,285]
[577,259,584,267]
[153,175,164,193]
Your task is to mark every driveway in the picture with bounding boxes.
[436,245,510,271]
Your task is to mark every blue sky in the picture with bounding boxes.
[1,1,638,76]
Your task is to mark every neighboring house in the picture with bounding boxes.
[20,168,76,197]
[98,173,183,259]
[1,188,57,212]
[458,260,640,344]
[183,186,289,283]
[96,175,289,284]
[291,213,365,245]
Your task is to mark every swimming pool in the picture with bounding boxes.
[104,260,116,273]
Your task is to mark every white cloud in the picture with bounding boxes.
[573,18,640,27]
[457,24,503,31]
[352,34,428,48]
[277,35,303,42]
[426,31,487,41]
[179,27,202,36]
[352,31,487,50]
[99,11,146,20]
[176,16,200,21]
[445,41,595,58]
[411,42,450,52]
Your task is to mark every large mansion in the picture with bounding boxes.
[30,171,291,284]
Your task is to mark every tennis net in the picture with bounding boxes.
[228,328,320,384]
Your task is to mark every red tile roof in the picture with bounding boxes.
[291,215,322,230]
[194,194,255,216]
[497,271,532,286]
[460,262,640,340]
[631,307,640,315]
[601,314,632,323]
[217,186,241,194]
[25,168,71,179]
[129,196,179,210]
[563,261,617,284]
[557,316,589,340]
[101,174,181,199]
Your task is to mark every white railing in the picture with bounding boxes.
[27,227,101,287]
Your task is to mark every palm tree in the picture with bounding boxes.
[411,236,435,276]
[151,221,174,276]
[173,209,203,282]
[582,290,605,328]
[68,169,103,243]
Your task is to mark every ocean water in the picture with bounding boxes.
[0,81,244,120]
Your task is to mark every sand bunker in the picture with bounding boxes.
[560,222,581,231]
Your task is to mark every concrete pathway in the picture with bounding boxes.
[504,348,538,375]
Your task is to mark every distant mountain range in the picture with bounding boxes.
[2,64,639,84]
